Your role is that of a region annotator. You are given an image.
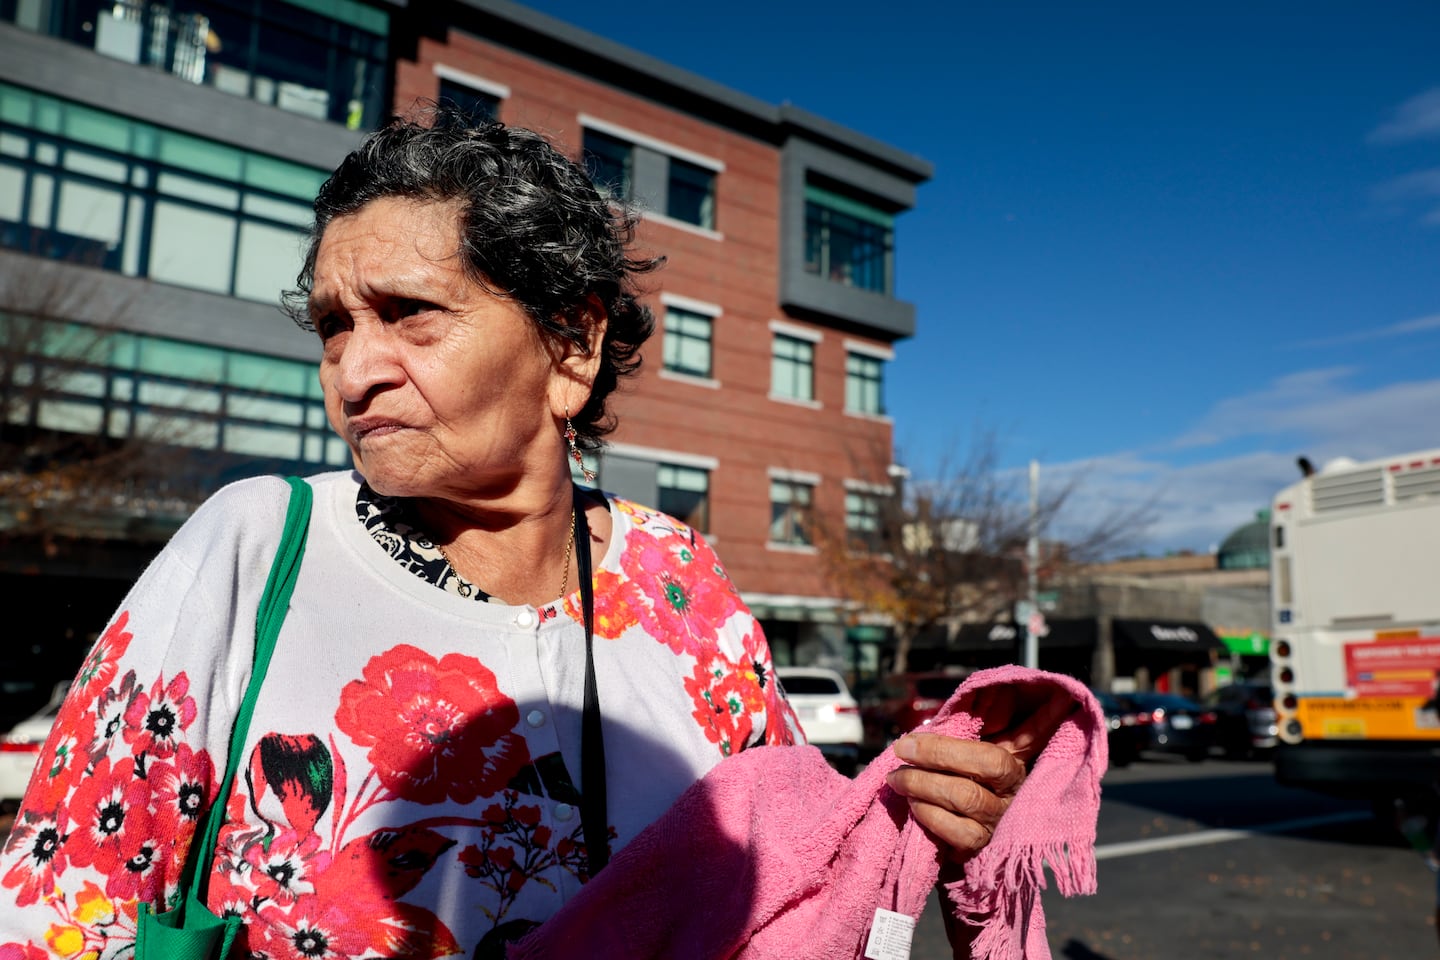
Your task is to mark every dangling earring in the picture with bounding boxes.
[565,409,596,483]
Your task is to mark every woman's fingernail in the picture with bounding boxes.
[893,736,916,762]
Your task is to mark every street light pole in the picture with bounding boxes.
[1024,459,1039,669]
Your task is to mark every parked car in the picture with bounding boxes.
[859,670,970,756]
[1126,692,1217,762]
[0,684,66,807]
[1090,690,1150,768]
[777,667,864,775]
[1204,682,1278,758]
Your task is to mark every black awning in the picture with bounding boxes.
[1112,619,1226,652]
[953,618,1096,651]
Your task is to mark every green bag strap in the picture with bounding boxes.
[178,476,313,900]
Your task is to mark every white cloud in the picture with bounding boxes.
[1369,88,1440,144]
[1372,167,1440,226]
[1297,313,1440,348]
[1035,369,1440,555]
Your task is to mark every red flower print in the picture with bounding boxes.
[250,892,460,960]
[0,943,47,960]
[148,743,216,874]
[336,645,530,805]
[23,719,90,814]
[72,611,133,702]
[323,825,455,904]
[621,529,740,657]
[736,619,800,746]
[684,655,757,757]
[2,809,70,908]
[563,569,645,639]
[243,828,326,905]
[65,755,153,883]
[90,670,141,759]
[247,733,334,838]
[122,672,197,759]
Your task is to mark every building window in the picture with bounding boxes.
[804,184,894,294]
[438,78,498,122]
[662,306,713,379]
[583,129,633,201]
[845,351,884,415]
[658,463,709,532]
[769,478,814,546]
[0,85,323,303]
[667,157,716,230]
[5,0,389,130]
[845,491,884,551]
[771,334,814,402]
[581,123,719,230]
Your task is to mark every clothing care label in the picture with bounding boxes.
[863,908,916,960]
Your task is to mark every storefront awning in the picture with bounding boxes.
[951,618,1096,651]
[1113,619,1226,652]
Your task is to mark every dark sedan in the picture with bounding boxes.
[1127,692,1217,762]
[1091,690,1150,768]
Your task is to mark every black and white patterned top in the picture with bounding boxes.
[355,481,494,602]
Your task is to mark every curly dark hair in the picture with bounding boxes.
[284,106,662,449]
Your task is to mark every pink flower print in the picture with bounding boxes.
[72,611,133,702]
[122,672,197,759]
[2,810,70,908]
[243,829,324,905]
[621,529,740,656]
[90,669,140,759]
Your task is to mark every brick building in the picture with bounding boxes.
[0,0,927,711]
[390,1,931,665]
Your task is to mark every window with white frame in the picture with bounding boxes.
[658,463,709,532]
[769,478,814,546]
[663,306,713,379]
[845,490,885,551]
[580,120,719,231]
[438,78,499,121]
[771,334,814,402]
[845,351,885,415]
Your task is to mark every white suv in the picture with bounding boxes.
[776,667,864,776]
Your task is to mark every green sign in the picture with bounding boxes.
[1220,633,1269,656]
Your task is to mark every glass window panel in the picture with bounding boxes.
[305,405,326,428]
[111,376,134,401]
[137,411,219,448]
[107,409,131,438]
[0,85,34,125]
[56,179,124,244]
[33,98,62,135]
[769,479,812,545]
[845,352,884,414]
[149,201,236,293]
[61,105,131,153]
[138,380,223,413]
[771,334,813,400]
[227,394,304,425]
[0,132,26,157]
[304,434,323,462]
[326,435,350,465]
[0,163,23,221]
[438,79,499,122]
[137,339,225,382]
[157,130,243,181]
[157,172,240,209]
[662,307,712,378]
[228,353,310,395]
[50,369,107,398]
[657,463,708,531]
[123,194,145,275]
[28,173,53,227]
[234,220,303,302]
[224,423,301,458]
[34,143,58,166]
[37,398,103,433]
[244,154,328,202]
[62,150,128,183]
[666,157,715,229]
[583,129,632,201]
[241,193,312,226]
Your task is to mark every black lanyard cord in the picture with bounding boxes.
[573,486,609,875]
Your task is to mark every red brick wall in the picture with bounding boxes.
[396,32,896,601]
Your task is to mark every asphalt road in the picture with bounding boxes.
[910,754,1437,960]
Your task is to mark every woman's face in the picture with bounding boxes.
[310,197,587,502]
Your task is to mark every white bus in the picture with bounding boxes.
[1270,449,1440,804]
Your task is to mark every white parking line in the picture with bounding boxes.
[1094,810,1371,861]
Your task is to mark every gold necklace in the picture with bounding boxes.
[435,506,578,600]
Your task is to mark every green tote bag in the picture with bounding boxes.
[134,476,312,959]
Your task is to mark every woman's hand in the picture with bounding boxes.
[885,683,1077,860]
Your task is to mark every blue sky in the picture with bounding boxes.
[533,0,1440,554]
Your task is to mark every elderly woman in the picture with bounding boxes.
[0,112,1042,959]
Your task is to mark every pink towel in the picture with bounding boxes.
[510,665,1105,960]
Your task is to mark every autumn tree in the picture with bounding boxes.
[815,431,1151,675]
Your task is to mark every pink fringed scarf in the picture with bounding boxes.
[510,666,1106,960]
